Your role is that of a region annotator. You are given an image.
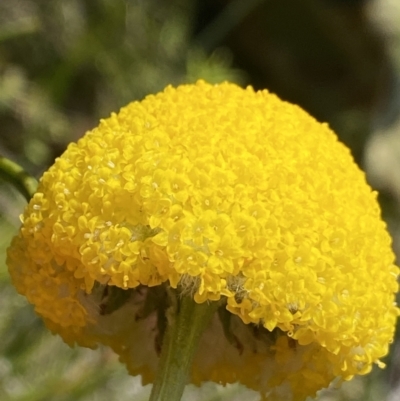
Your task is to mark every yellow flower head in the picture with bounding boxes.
[7,81,399,400]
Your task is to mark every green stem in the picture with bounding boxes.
[149,295,219,401]
[0,156,38,201]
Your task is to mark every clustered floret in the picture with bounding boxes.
[7,81,399,401]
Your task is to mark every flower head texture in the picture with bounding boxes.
[7,81,399,400]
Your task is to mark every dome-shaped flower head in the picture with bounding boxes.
[7,80,399,401]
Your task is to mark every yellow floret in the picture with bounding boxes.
[7,80,399,401]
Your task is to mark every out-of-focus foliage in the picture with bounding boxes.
[0,1,399,400]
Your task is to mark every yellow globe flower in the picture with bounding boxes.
[7,80,399,401]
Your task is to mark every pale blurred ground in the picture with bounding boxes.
[1,1,400,400]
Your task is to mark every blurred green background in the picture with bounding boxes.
[1,1,400,400]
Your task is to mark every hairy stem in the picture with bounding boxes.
[148,295,218,401]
